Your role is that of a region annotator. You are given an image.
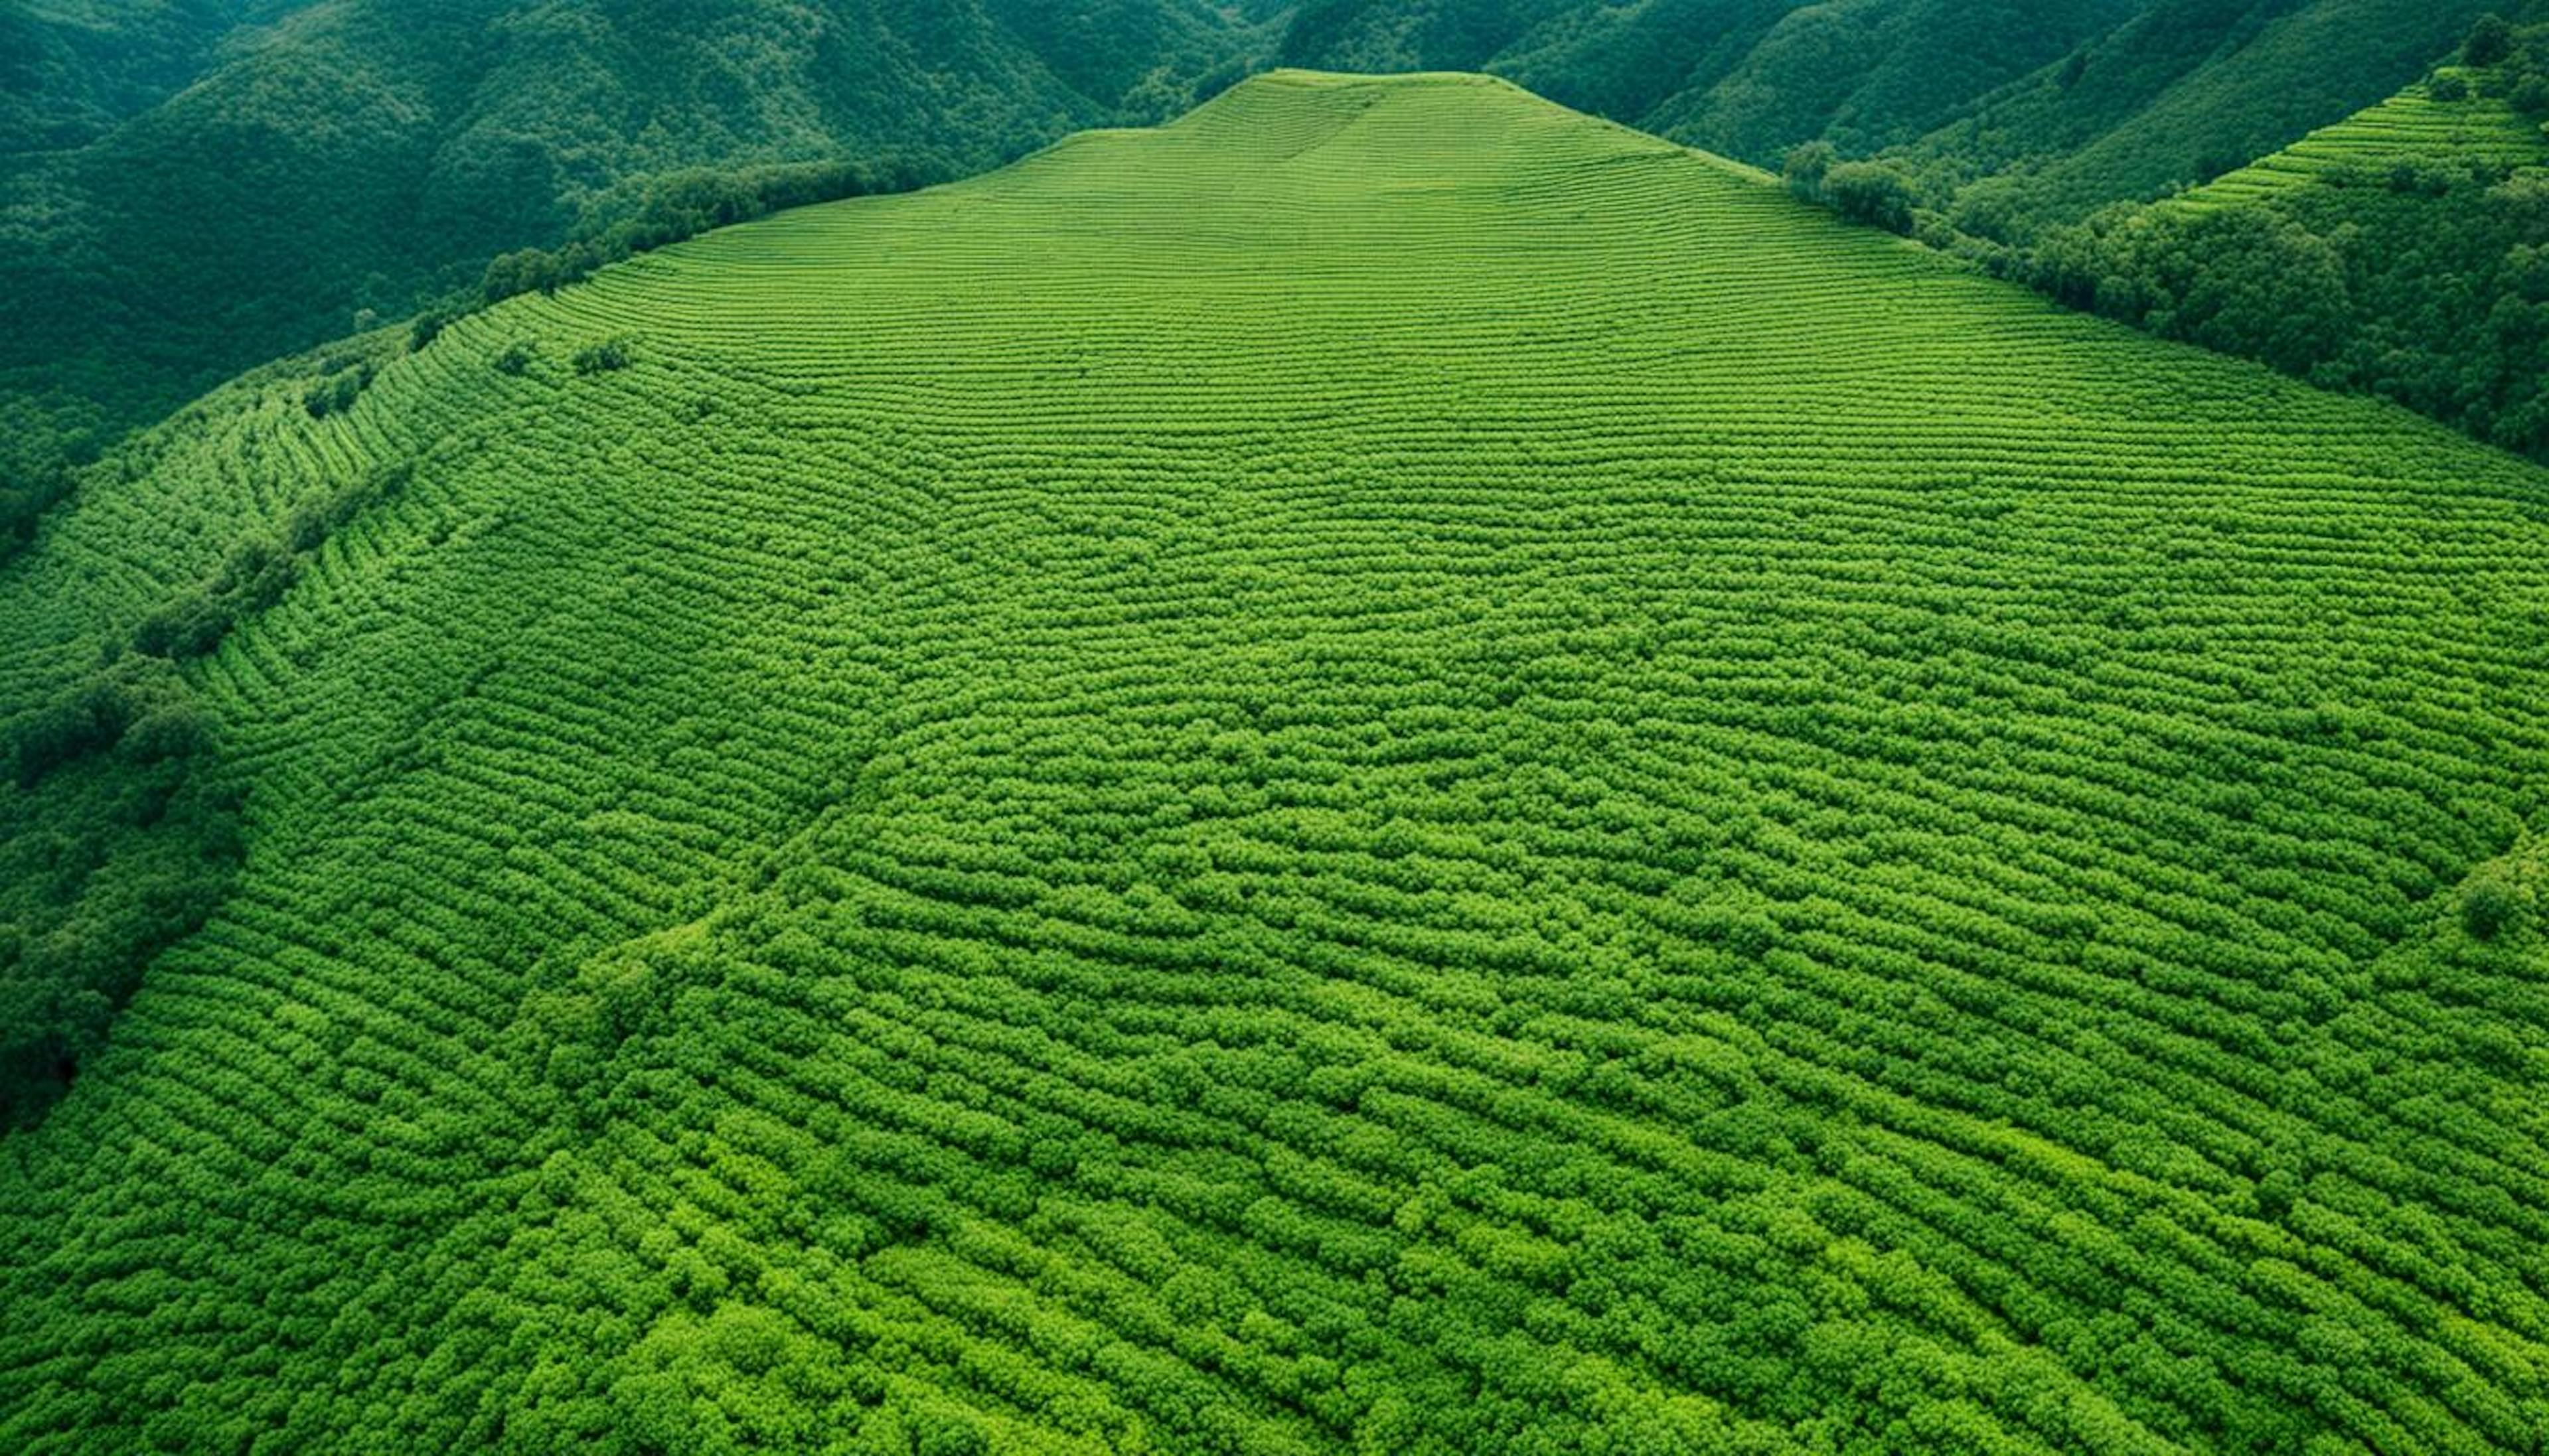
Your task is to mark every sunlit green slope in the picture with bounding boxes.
[5,69,2549,1455]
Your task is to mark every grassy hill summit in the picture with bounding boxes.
[6,70,2549,1454]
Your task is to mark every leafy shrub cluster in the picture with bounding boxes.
[301,361,375,420]
[0,453,76,560]
[2029,163,2549,456]
[1782,143,1919,235]
[571,337,635,376]
[133,462,412,661]
[0,652,238,1131]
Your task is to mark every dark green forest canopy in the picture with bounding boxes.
[3,72,2548,1454]
[1273,0,2514,228]
[0,0,322,157]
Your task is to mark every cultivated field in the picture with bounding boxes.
[2177,68,2548,208]
[4,70,2548,1454]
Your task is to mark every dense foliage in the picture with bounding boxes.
[1782,144,1917,235]
[1273,0,2509,235]
[1276,0,2149,165]
[2019,23,2549,459]
[3,72,2548,1453]
[0,659,240,1131]
[1895,0,2522,240]
[0,0,319,157]
[0,0,1278,544]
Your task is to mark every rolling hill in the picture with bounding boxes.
[6,70,2549,1454]
[5,0,2521,527]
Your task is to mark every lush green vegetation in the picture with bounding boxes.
[1286,0,2549,467]
[9,0,2522,560]
[1273,0,2512,236]
[0,656,240,1133]
[0,0,319,157]
[470,155,951,312]
[0,0,1277,546]
[2013,19,2549,460]
[4,71,2548,1453]
[1894,0,2524,240]
[1276,0,2151,167]
[0,330,414,1129]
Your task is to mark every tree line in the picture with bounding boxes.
[463,155,953,316]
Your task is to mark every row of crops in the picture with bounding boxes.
[1,70,2546,1454]
[2175,69,2547,210]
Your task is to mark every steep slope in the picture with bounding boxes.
[0,0,320,156]
[1912,0,2516,236]
[2173,67,2548,208]
[2025,34,2549,458]
[7,70,2549,1455]
[1606,0,2145,159]
[0,0,1269,504]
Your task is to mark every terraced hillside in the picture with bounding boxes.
[7,69,2549,1454]
[2176,68,2549,208]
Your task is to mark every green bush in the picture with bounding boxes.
[409,308,454,353]
[301,364,372,420]
[2463,874,2523,939]
[131,591,232,660]
[1782,141,1836,200]
[2465,14,2516,68]
[572,337,634,376]
[1823,163,1918,234]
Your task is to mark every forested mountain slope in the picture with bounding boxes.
[5,70,2549,1455]
[2025,23,2549,459]
[1908,0,2534,240]
[0,0,1271,516]
[1276,0,2145,158]
[0,0,319,155]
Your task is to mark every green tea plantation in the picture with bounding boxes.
[3,70,2548,1455]
[2175,67,2548,210]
